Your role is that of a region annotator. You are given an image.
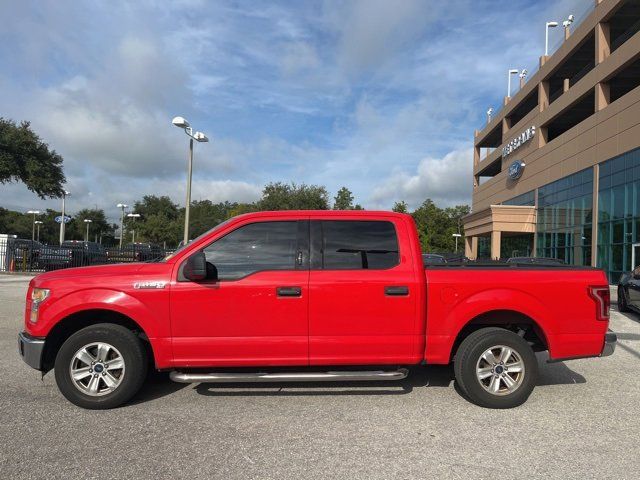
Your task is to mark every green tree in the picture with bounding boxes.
[333,187,354,210]
[0,207,31,239]
[411,199,471,253]
[227,202,257,218]
[0,118,65,198]
[392,201,408,213]
[258,182,329,210]
[0,207,75,244]
[133,195,180,220]
[135,214,182,247]
[65,208,114,242]
[189,200,239,238]
[129,196,182,247]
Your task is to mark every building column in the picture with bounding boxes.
[595,21,610,65]
[491,231,501,260]
[591,164,599,267]
[596,82,610,111]
[465,236,478,260]
[538,81,550,112]
[502,117,510,137]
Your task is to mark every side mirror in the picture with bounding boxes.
[183,251,207,281]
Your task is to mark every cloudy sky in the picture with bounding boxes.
[0,0,588,222]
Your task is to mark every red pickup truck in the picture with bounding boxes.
[18,211,616,409]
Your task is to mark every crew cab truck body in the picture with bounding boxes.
[18,211,616,409]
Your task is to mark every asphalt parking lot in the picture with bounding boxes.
[1,274,639,479]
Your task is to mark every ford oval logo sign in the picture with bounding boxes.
[508,160,525,180]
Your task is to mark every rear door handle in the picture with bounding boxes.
[277,286,302,297]
[385,286,409,296]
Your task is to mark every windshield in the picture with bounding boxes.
[163,218,234,261]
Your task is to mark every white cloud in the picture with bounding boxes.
[370,148,473,209]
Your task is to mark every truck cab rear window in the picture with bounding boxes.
[203,221,298,280]
[321,221,399,270]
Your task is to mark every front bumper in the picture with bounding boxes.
[601,332,617,357]
[18,332,45,370]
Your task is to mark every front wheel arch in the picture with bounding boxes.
[41,309,155,373]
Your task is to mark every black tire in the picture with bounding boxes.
[54,323,147,409]
[454,327,538,409]
[618,286,630,312]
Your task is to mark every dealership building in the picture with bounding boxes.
[463,0,640,282]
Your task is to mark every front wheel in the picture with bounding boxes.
[54,323,147,409]
[454,327,538,409]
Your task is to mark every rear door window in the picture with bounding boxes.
[320,221,399,270]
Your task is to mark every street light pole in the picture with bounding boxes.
[59,191,70,245]
[84,219,93,242]
[34,221,43,242]
[117,203,128,248]
[545,21,558,56]
[507,69,519,97]
[27,210,40,241]
[185,137,194,246]
[127,213,141,244]
[452,233,462,253]
[172,116,209,246]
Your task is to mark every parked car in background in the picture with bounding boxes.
[106,243,164,263]
[507,257,566,265]
[39,241,107,271]
[10,239,43,270]
[422,253,447,265]
[618,265,640,313]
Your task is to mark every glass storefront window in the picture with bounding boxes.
[477,236,491,259]
[503,191,534,206]
[536,168,593,266]
[597,147,640,282]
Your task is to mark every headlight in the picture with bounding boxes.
[31,288,50,303]
[29,288,50,323]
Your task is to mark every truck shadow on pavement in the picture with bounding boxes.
[193,358,586,399]
[129,371,189,406]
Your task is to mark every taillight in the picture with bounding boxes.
[588,286,610,321]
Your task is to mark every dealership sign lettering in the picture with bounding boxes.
[502,126,535,158]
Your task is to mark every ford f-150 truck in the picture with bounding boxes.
[18,211,616,409]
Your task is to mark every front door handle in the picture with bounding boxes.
[385,286,409,296]
[277,286,302,297]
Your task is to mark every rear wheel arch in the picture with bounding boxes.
[41,309,155,372]
[450,309,549,362]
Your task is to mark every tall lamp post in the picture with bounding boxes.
[117,203,128,248]
[452,233,462,253]
[507,69,519,97]
[172,116,209,245]
[127,213,141,243]
[59,190,70,245]
[545,21,559,56]
[84,219,93,242]
[26,210,41,241]
[34,221,43,242]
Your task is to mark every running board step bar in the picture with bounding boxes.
[170,368,409,383]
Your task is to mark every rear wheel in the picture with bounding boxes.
[54,323,147,409]
[618,286,630,312]
[454,327,538,409]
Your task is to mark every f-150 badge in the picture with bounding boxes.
[133,281,166,289]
